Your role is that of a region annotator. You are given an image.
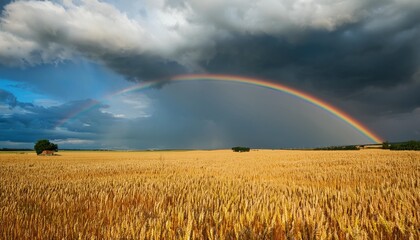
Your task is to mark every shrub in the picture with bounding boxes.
[382,141,390,149]
[232,147,250,152]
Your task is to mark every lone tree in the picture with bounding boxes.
[34,139,58,155]
[232,146,250,152]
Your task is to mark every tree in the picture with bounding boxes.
[34,139,58,155]
[382,141,390,149]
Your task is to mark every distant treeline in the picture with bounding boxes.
[0,148,32,151]
[61,149,114,151]
[0,148,114,152]
[388,140,420,150]
[314,145,359,151]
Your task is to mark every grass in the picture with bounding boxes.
[0,150,419,239]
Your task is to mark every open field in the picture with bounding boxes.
[0,150,419,239]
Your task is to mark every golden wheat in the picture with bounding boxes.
[0,150,419,239]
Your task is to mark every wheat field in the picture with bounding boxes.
[0,150,419,239]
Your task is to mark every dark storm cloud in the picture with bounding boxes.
[197,12,420,114]
[100,54,187,82]
[202,24,419,93]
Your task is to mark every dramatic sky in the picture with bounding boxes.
[1,0,419,149]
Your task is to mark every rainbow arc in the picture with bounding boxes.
[56,74,383,143]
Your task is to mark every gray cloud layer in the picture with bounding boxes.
[1,0,419,84]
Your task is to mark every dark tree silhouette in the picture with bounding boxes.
[232,146,250,152]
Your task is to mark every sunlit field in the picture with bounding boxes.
[1,150,419,239]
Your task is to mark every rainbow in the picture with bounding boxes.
[56,74,383,143]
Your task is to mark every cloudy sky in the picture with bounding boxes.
[0,0,419,149]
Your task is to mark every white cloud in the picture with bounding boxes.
[33,98,62,107]
[0,0,154,65]
[100,92,152,119]
[52,138,95,145]
[0,103,34,116]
